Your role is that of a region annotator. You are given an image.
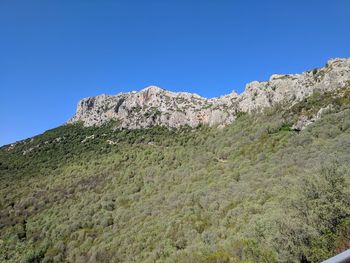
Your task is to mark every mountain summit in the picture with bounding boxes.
[68,58,350,129]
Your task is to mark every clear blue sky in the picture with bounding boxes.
[1,0,350,146]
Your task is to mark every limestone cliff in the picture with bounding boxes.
[68,58,350,128]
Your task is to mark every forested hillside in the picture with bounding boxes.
[1,87,350,262]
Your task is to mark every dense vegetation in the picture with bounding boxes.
[1,88,350,262]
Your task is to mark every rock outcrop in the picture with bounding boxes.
[291,104,334,131]
[68,58,350,129]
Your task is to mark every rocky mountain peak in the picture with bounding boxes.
[68,58,350,129]
[141,85,164,93]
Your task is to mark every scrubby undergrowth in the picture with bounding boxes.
[1,89,350,262]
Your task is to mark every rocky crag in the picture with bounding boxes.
[68,58,350,129]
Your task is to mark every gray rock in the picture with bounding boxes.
[68,58,350,129]
[292,116,314,131]
[292,104,334,131]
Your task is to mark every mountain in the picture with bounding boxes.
[1,58,350,263]
[68,58,350,129]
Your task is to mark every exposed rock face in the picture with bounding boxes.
[68,86,239,128]
[292,104,334,131]
[68,58,350,129]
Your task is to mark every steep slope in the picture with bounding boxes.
[68,58,350,129]
[1,84,350,262]
[1,59,350,263]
